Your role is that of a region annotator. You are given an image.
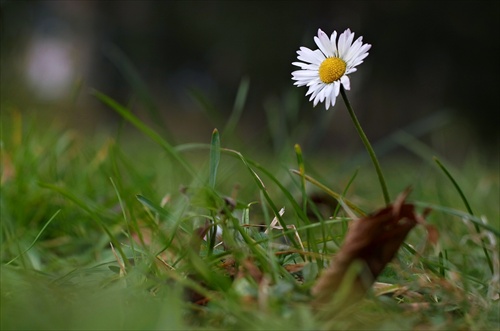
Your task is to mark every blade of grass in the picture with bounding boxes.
[402,242,487,287]
[434,157,493,273]
[199,127,222,257]
[92,90,197,179]
[5,209,60,265]
[102,44,173,141]
[223,76,250,136]
[335,168,359,219]
[222,148,299,248]
[38,182,128,264]
[175,142,342,240]
[225,213,281,281]
[294,144,322,264]
[174,142,361,253]
[294,144,307,213]
[413,201,500,237]
[136,194,193,257]
[136,194,185,231]
[290,169,366,216]
[209,129,220,189]
[110,177,136,262]
[188,88,222,127]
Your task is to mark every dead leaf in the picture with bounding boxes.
[312,189,434,309]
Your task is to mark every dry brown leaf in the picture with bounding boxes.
[312,189,434,309]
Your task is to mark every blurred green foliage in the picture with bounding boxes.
[1,0,499,153]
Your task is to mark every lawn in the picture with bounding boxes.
[1,85,498,330]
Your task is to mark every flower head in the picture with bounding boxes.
[292,28,371,110]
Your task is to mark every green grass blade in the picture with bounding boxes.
[209,129,220,189]
[102,44,170,139]
[188,88,222,127]
[92,90,197,179]
[175,142,329,232]
[39,182,128,263]
[5,209,60,265]
[294,144,307,213]
[294,144,322,263]
[290,169,366,216]
[110,177,136,262]
[414,201,500,237]
[434,157,474,215]
[222,148,299,248]
[136,194,175,225]
[202,129,222,256]
[434,157,493,273]
[334,168,359,219]
[224,76,250,136]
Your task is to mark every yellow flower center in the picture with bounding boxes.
[319,57,346,84]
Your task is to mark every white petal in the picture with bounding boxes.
[318,85,328,102]
[314,29,334,57]
[337,29,354,58]
[305,83,321,97]
[329,30,338,54]
[309,83,323,100]
[292,62,319,70]
[323,84,334,109]
[329,82,339,104]
[312,89,322,106]
[340,75,350,90]
[312,84,327,105]
[306,78,321,87]
[349,44,371,67]
[329,92,337,108]
[329,82,341,109]
[297,47,324,65]
[343,37,363,64]
[292,78,316,86]
[292,70,318,78]
[345,67,357,75]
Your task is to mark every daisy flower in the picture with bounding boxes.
[292,28,371,110]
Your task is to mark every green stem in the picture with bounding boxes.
[340,87,390,205]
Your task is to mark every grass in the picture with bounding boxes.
[1,89,499,330]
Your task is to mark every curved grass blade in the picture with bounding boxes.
[102,44,173,141]
[294,144,307,213]
[173,142,343,251]
[38,182,128,263]
[174,142,341,239]
[92,90,197,179]
[110,177,136,262]
[136,194,179,228]
[290,169,366,216]
[294,144,322,263]
[207,129,221,255]
[434,157,493,273]
[222,148,299,248]
[224,76,250,136]
[5,209,60,265]
[209,129,220,189]
[414,201,500,237]
[188,87,222,127]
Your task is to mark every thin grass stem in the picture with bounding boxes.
[434,157,494,273]
[5,209,60,265]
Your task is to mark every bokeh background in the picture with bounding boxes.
[1,0,499,160]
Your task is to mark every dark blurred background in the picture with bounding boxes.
[1,0,499,158]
